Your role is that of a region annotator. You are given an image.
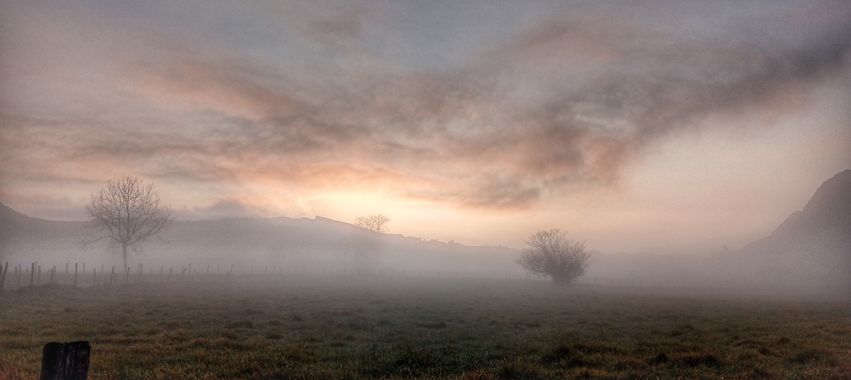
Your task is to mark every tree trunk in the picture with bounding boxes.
[122,244,128,272]
[551,273,570,286]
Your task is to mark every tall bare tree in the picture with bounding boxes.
[86,176,174,269]
[518,229,589,286]
[355,214,390,233]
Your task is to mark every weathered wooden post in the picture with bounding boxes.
[137,264,143,283]
[37,264,41,284]
[109,266,115,285]
[0,261,8,291]
[30,262,36,287]
[74,263,78,288]
[40,341,90,380]
[50,267,55,284]
[92,268,96,286]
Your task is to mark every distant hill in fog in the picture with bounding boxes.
[0,203,520,277]
[736,169,851,292]
[746,169,851,257]
[580,169,851,298]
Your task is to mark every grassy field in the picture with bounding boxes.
[0,276,849,379]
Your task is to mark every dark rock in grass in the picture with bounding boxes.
[225,320,253,329]
[648,353,669,365]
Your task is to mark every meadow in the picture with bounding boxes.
[1,275,849,379]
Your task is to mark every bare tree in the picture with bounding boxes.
[518,229,589,286]
[355,214,390,233]
[86,176,174,270]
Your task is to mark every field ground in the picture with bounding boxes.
[0,276,849,379]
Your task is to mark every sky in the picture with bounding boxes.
[1,0,849,253]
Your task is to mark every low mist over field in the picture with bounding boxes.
[1,1,850,379]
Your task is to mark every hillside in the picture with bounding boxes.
[0,204,520,277]
[737,169,851,294]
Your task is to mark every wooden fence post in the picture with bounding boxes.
[40,341,90,380]
[30,262,36,287]
[109,266,115,285]
[0,261,8,291]
[74,263,78,288]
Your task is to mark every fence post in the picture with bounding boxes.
[74,263,78,288]
[40,341,90,380]
[0,262,8,292]
[109,266,115,285]
[0,262,8,291]
[30,262,36,287]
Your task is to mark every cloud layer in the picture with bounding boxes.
[1,0,850,219]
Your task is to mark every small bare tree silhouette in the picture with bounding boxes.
[86,176,174,269]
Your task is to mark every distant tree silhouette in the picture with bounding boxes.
[518,229,589,286]
[86,176,174,269]
[355,214,390,233]
[344,214,390,274]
